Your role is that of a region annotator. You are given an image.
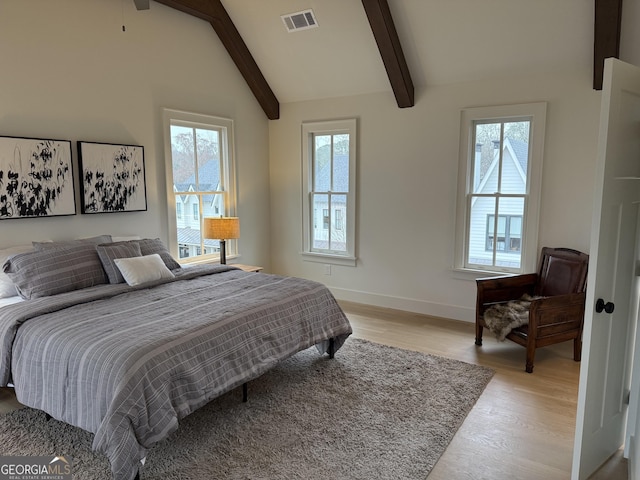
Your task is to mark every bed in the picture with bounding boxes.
[0,237,352,480]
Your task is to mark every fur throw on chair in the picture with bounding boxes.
[483,294,543,341]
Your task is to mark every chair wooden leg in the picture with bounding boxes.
[475,322,483,346]
[574,337,582,362]
[525,359,534,373]
[525,341,536,373]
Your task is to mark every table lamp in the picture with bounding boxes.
[203,216,240,264]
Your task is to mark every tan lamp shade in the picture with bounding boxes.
[203,217,240,240]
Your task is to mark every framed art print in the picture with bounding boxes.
[78,141,147,214]
[0,136,75,219]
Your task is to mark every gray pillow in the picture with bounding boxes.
[137,238,181,271]
[0,244,34,298]
[33,235,113,251]
[3,244,108,299]
[96,242,143,284]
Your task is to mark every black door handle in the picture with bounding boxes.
[595,298,615,314]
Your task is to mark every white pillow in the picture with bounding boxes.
[114,254,175,286]
[0,245,34,298]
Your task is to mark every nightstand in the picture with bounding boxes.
[232,264,263,273]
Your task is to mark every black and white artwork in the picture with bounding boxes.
[0,136,75,219]
[78,141,146,214]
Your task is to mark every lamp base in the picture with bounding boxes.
[220,239,227,265]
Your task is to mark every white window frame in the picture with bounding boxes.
[301,118,357,266]
[163,108,237,264]
[454,102,547,275]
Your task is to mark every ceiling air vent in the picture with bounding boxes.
[281,9,318,33]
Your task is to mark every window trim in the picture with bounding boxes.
[454,102,547,275]
[301,118,357,266]
[162,108,237,264]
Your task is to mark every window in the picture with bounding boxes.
[486,215,522,252]
[302,119,357,266]
[454,103,546,274]
[192,203,199,222]
[163,109,237,263]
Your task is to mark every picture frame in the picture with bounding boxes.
[78,141,147,214]
[0,135,76,219]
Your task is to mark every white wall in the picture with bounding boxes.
[1,0,631,324]
[269,70,601,322]
[0,0,271,269]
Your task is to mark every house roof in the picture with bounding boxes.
[508,138,529,173]
[314,154,349,192]
[174,160,221,193]
[174,160,221,205]
[475,138,529,196]
[177,227,220,248]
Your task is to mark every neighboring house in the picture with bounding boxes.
[310,153,348,252]
[468,138,529,268]
[174,160,223,258]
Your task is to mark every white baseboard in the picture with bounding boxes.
[328,286,475,323]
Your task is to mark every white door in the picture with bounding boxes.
[572,58,640,480]
[626,209,640,480]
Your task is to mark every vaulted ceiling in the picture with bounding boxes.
[137,0,624,120]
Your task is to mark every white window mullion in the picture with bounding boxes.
[327,193,333,251]
[192,127,199,189]
[329,135,335,193]
[496,123,505,193]
[492,196,500,265]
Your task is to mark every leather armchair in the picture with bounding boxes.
[475,247,589,373]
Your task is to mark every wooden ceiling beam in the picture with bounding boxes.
[593,0,623,90]
[361,0,414,108]
[148,0,280,119]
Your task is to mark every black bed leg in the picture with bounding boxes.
[242,382,248,403]
[134,472,140,480]
[44,413,52,421]
[328,338,335,359]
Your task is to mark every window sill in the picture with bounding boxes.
[301,252,357,267]
[179,254,238,267]
[451,267,517,281]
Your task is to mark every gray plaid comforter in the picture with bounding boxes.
[0,265,352,480]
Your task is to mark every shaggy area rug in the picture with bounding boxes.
[0,338,494,480]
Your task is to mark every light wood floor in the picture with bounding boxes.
[0,301,628,479]
[340,300,627,480]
